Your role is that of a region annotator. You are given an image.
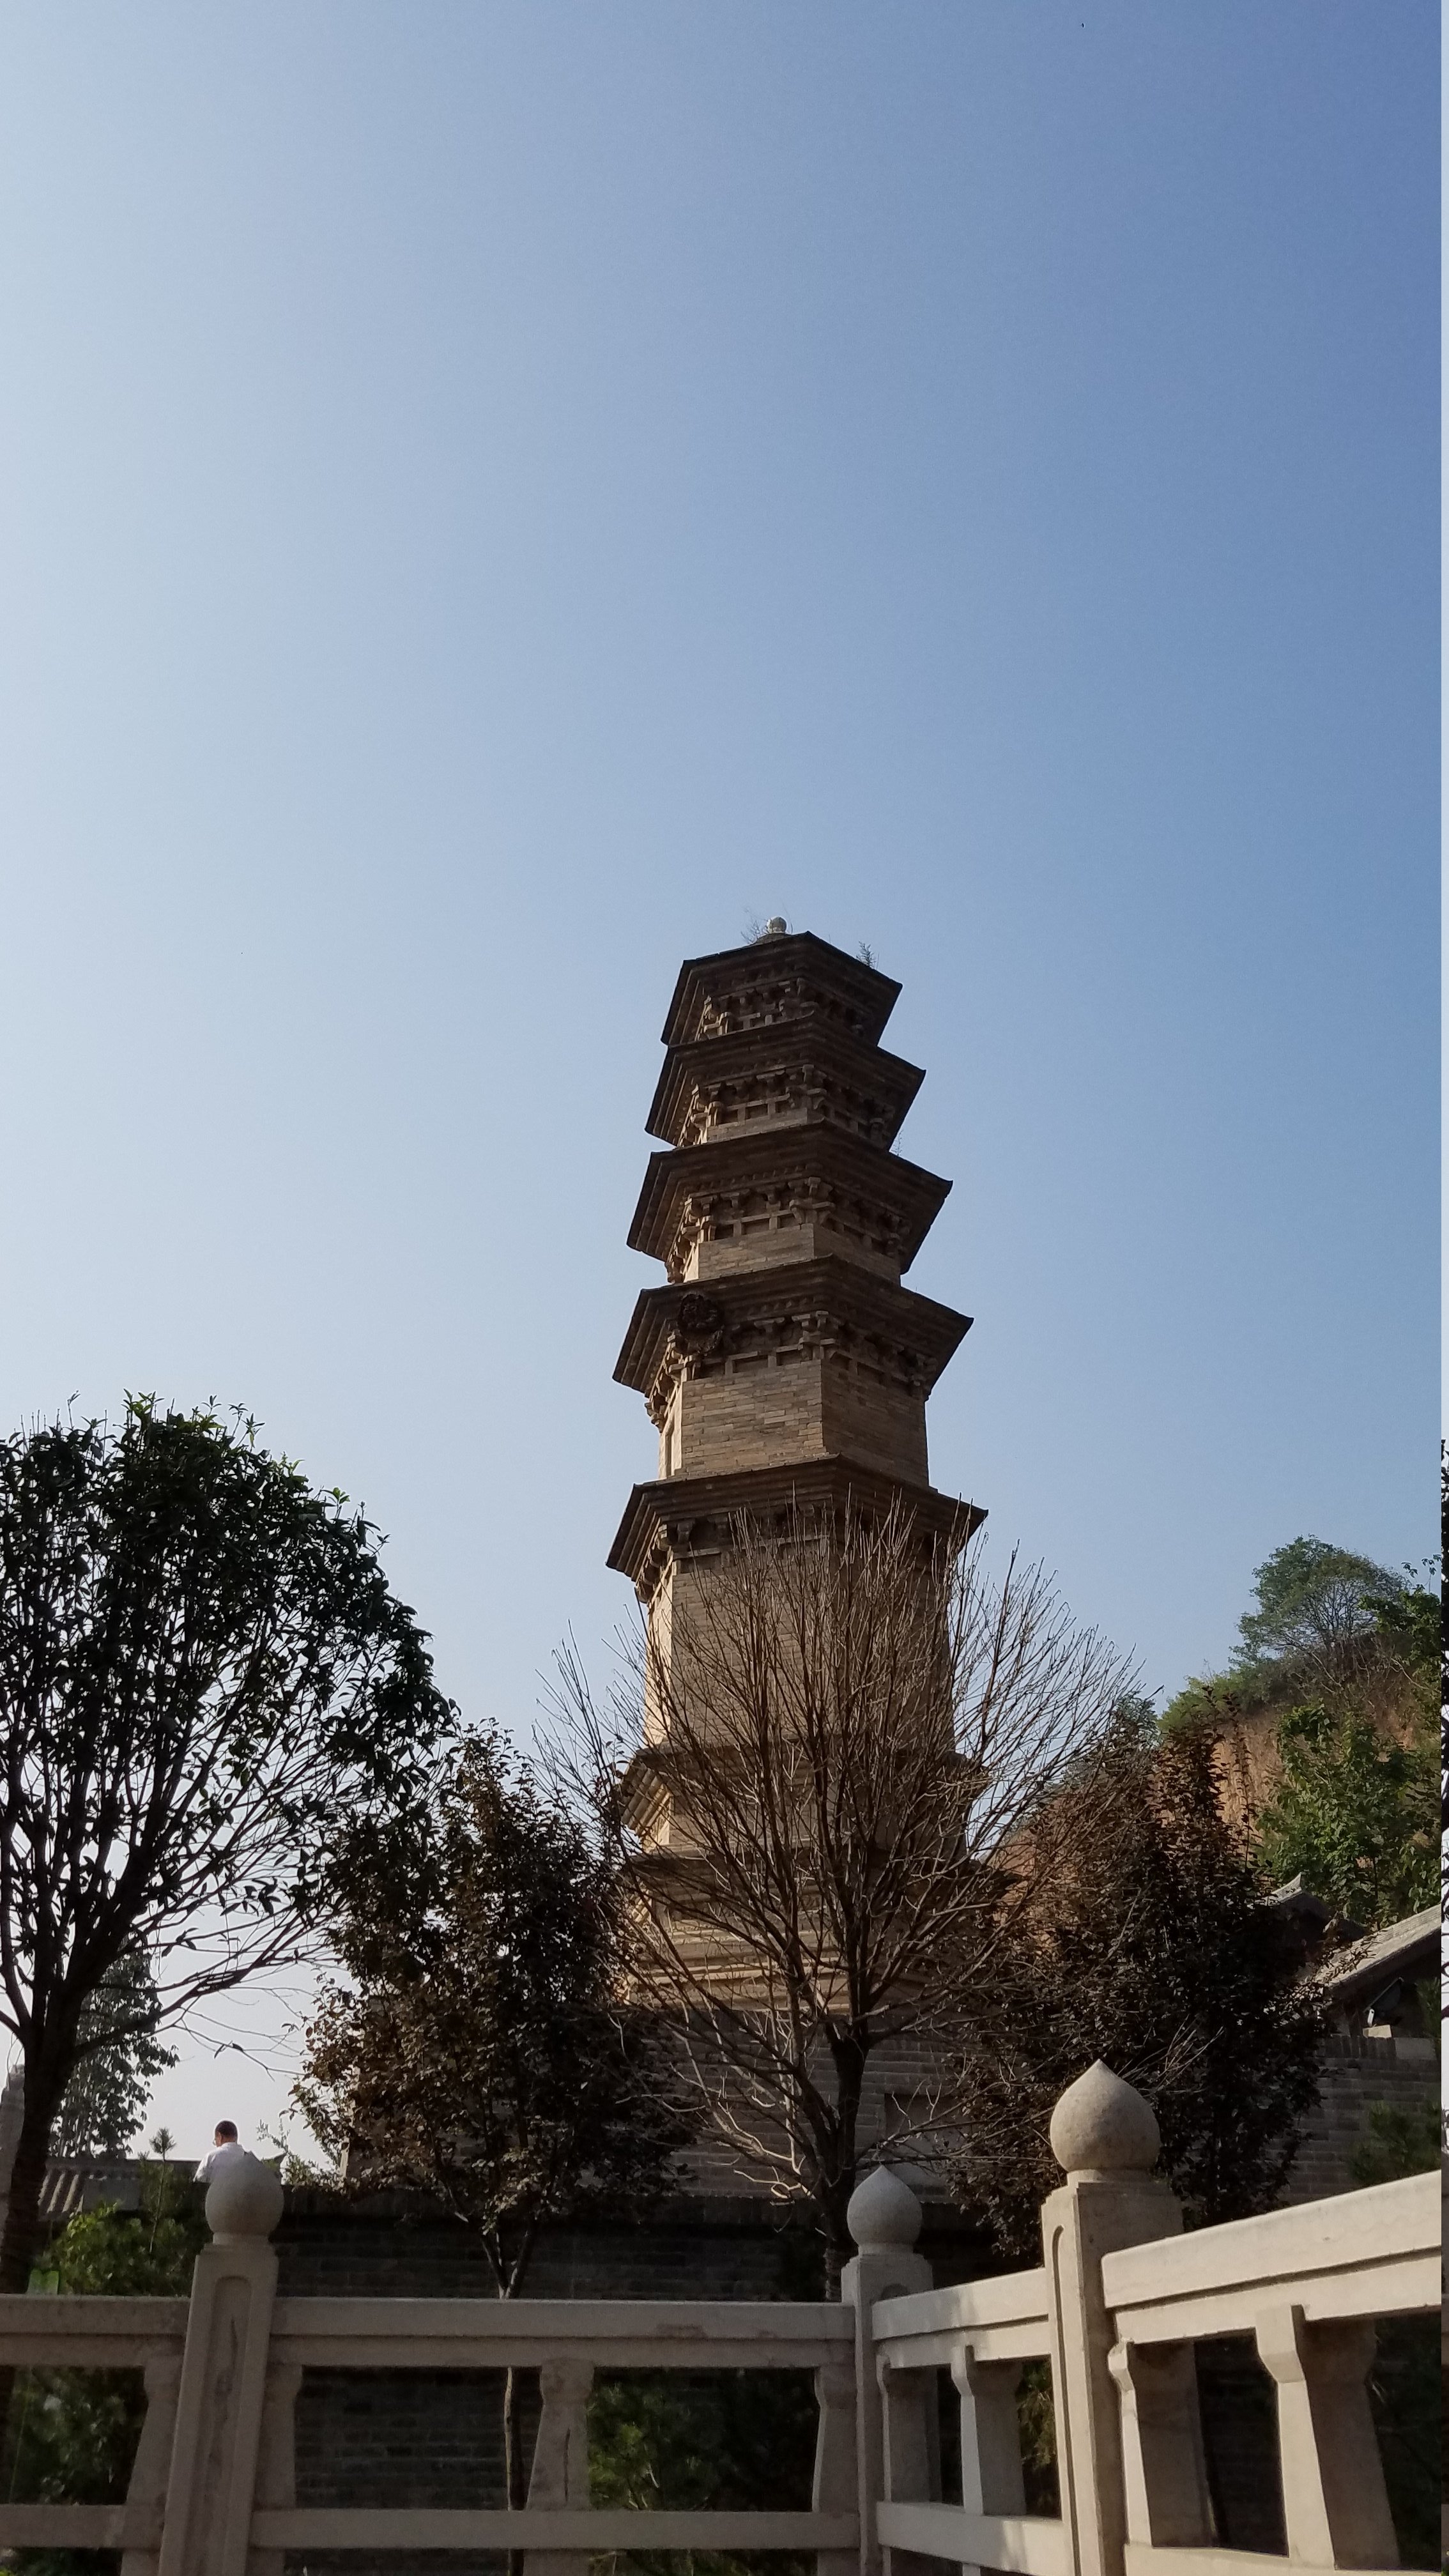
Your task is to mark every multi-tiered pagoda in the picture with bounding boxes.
[610,923,982,1825]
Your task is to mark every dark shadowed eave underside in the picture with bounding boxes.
[608,1457,985,1590]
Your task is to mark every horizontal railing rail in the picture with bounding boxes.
[871,2263,1052,2367]
[878,2501,1068,2576]
[269,2290,854,2370]
[0,2288,187,2367]
[1100,2167,1438,2344]
[250,2506,858,2549]
[0,2503,164,2549]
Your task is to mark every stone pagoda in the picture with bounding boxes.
[610,922,983,1835]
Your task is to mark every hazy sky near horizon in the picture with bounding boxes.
[1,3,1437,2150]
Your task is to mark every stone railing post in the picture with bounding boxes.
[1040,2064,1195,2576]
[843,2166,933,2576]
[1254,2304,1397,2568]
[155,2147,285,2576]
[523,2354,594,2576]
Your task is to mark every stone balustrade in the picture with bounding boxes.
[0,2064,1436,2574]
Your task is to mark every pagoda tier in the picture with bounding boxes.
[615,1257,969,1488]
[609,1455,983,1602]
[627,1123,951,1284]
[646,1017,926,1153]
[659,930,902,1051]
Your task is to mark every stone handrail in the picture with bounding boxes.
[0,2077,1435,2573]
[1100,2168,1438,2340]
[0,2144,861,2573]
[860,2064,1438,2576]
[268,2290,854,2366]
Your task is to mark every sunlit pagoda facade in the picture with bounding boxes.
[609,922,982,1848]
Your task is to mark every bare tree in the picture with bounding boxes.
[550,1502,1133,2285]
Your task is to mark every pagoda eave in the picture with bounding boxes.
[608,1458,986,1588]
[645,1022,926,1148]
[661,929,901,1050]
[611,1257,972,1397]
[626,1128,951,1271]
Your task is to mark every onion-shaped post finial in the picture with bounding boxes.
[846,2163,924,2254]
[1048,2062,1161,2177]
[204,2145,285,2244]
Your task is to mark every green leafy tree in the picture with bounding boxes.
[1254,1705,1437,1927]
[297,1734,687,2506]
[1234,1537,1401,1673]
[0,1400,453,2306]
[49,1949,177,2159]
[947,1718,1325,2260]
[1362,1574,1441,1687]
[1162,1538,1436,1749]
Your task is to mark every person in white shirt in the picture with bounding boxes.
[194,2120,243,2183]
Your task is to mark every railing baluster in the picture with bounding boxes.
[523,2352,594,2576]
[156,2149,284,2576]
[1255,2301,1399,2570]
[953,2346,1023,2576]
[1106,2339,1211,2549]
[118,2350,181,2576]
[1041,2064,1182,2576]
[248,2355,303,2576]
[877,2355,940,2576]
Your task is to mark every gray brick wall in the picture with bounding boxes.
[1281,2034,1439,2203]
[273,2187,986,2576]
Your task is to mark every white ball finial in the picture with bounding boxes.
[204,2146,284,2242]
[846,2163,923,2252]
[1048,2062,1160,2176]
[761,916,788,937]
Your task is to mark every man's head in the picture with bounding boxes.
[213,2120,238,2147]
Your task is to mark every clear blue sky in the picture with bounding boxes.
[0,7,1437,2139]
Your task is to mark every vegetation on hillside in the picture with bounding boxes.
[1255,1702,1437,1926]
[1160,1529,1438,1930]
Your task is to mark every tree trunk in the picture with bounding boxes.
[0,2093,53,2290]
[498,2225,537,2570]
[819,2031,867,2299]
[0,2091,56,2441]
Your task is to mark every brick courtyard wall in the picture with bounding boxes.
[1281,2032,1439,2202]
[272,2184,986,2569]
